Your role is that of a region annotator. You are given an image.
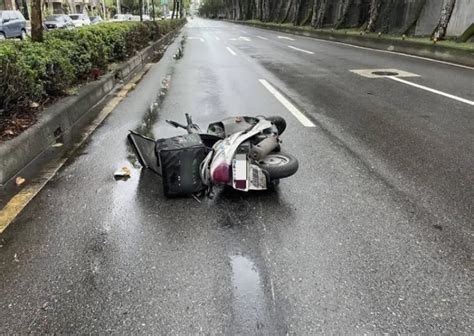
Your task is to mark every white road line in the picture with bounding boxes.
[239,36,251,41]
[257,36,268,40]
[288,45,314,54]
[278,35,295,41]
[188,37,204,42]
[388,77,474,106]
[226,47,237,55]
[259,79,315,127]
[215,36,220,41]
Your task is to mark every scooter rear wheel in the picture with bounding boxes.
[257,151,298,179]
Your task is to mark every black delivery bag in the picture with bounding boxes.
[155,133,208,196]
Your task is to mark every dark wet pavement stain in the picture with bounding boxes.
[230,254,270,334]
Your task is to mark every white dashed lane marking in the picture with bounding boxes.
[259,79,315,127]
[226,47,237,55]
[288,46,314,55]
[278,35,295,41]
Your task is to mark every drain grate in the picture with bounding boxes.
[372,71,399,76]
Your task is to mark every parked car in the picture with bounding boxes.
[131,14,151,21]
[69,13,91,27]
[44,15,75,29]
[111,14,132,21]
[0,10,27,40]
[90,15,103,25]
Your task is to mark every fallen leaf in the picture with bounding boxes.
[5,130,14,135]
[15,176,26,186]
[30,102,40,108]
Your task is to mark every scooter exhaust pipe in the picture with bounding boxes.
[249,136,279,161]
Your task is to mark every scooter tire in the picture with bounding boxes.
[266,116,287,135]
[257,151,298,180]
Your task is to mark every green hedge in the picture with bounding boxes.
[0,19,184,116]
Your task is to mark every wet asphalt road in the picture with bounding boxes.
[1,18,473,334]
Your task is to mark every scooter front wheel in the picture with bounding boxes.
[266,116,287,135]
[257,152,298,179]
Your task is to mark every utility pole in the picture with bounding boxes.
[117,0,121,14]
[152,0,156,20]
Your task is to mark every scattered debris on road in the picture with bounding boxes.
[113,166,131,180]
[15,176,26,186]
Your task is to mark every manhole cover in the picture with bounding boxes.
[372,71,399,76]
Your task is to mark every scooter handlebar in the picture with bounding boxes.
[166,120,187,129]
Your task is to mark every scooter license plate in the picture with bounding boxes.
[233,154,248,190]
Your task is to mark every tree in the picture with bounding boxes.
[366,0,382,32]
[334,0,353,29]
[432,0,456,40]
[171,0,176,18]
[31,0,43,42]
[312,0,327,28]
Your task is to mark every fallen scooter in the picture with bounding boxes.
[128,114,298,196]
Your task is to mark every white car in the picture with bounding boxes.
[44,15,75,29]
[130,15,151,21]
[69,14,91,27]
[111,14,132,22]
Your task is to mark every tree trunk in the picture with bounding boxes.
[293,0,301,25]
[31,0,43,42]
[400,0,427,35]
[21,0,29,19]
[262,0,271,22]
[139,0,143,21]
[151,0,155,20]
[281,0,293,23]
[311,0,320,26]
[314,0,327,28]
[302,0,314,26]
[334,0,352,29]
[432,0,456,40]
[366,0,382,32]
[171,0,177,19]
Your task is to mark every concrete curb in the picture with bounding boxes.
[0,26,183,187]
[233,21,474,67]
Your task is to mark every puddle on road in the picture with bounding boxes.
[230,255,270,333]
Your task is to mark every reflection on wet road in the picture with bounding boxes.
[230,255,269,334]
